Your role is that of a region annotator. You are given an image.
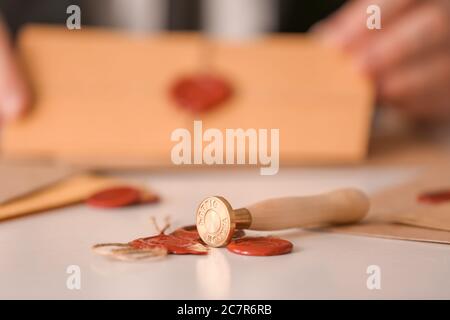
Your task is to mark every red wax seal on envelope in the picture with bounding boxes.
[86,186,160,208]
[417,189,450,204]
[171,73,232,112]
[86,186,141,208]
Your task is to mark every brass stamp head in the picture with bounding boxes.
[196,196,251,247]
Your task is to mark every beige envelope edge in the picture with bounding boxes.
[0,174,121,221]
[326,222,450,245]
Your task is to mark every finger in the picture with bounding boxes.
[313,0,417,49]
[379,49,450,120]
[354,1,450,75]
[0,20,30,121]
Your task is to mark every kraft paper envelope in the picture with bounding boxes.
[328,165,450,244]
[1,25,373,167]
[0,173,121,221]
[327,222,450,244]
[0,160,74,204]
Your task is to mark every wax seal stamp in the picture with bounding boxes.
[196,196,251,248]
[196,189,369,248]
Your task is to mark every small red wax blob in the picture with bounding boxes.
[86,186,160,208]
[227,237,293,256]
[170,225,202,242]
[86,186,142,208]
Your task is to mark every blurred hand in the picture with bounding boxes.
[0,19,29,123]
[314,0,450,121]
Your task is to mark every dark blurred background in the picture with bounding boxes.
[0,0,346,35]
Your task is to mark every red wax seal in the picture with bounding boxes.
[227,237,293,256]
[86,186,142,208]
[417,189,450,204]
[130,234,208,255]
[171,73,232,112]
[170,225,202,242]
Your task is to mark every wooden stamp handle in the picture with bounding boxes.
[246,188,370,230]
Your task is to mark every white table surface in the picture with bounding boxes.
[1,166,449,299]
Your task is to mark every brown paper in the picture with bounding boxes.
[1,25,373,167]
[329,165,450,244]
[0,160,74,204]
[327,222,450,245]
[369,166,450,232]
